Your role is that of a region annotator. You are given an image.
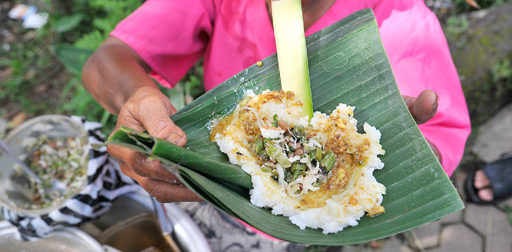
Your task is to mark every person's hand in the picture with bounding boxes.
[108,86,202,202]
[402,89,442,162]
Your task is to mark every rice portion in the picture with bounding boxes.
[211,90,385,234]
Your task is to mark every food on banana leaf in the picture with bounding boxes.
[210,90,386,234]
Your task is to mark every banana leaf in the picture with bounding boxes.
[106,9,464,245]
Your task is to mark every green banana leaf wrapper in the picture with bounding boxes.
[107,9,464,245]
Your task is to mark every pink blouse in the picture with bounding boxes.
[111,0,471,176]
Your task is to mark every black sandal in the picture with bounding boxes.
[465,157,512,204]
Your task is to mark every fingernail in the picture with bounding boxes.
[168,132,184,145]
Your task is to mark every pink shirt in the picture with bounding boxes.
[111,0,471,176]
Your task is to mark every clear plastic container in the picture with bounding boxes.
[0,115,89,217]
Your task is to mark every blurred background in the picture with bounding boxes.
[1,0,511,251]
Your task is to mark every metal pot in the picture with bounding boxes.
[84,189,211,252]
[0,220,104,252]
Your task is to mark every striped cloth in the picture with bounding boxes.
[1,116,138,239]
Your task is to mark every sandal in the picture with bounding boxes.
[465,157,512,204]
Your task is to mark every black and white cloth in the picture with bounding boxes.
[1,116,139,239]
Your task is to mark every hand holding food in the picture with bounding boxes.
[107,86,200,202]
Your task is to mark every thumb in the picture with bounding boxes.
[136,97,187,147]
[403,90,438,124]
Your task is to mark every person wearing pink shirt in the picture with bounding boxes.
[82,0,471,203]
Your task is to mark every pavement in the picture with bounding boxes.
[335,196,512,252]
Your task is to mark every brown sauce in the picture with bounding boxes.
[298,114,371,209]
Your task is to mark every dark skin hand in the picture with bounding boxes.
[82,1,440,203]
[83,37,200,202]
[404,90,441,162]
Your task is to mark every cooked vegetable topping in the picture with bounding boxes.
[265,143,292,168]
[250,115,339,196]
[321,151,336,172]
[254,139,264,154]
[314,147,323,160]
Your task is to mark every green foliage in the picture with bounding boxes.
[443,15,470,49]
[461,56,512,128]
[48,0,141,130]
[73,31,105,50]
[488,58,512,99]
[0,23,61,115]
[52,14,84,33]
[445,15,469,38]
[452,0,512,13]
[492,58,512,83]
[490,57,512,111]
[53,45,94,74]
[73,0,141,50]
[61,77,116,132]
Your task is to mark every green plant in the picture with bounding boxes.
[443,14,470,50]
[0,19,66,116]
[445,15,469,38]
[73,0,142,50]
[491,58,512,82]
[452,0,512,14]
[460,56,512,128]
[489,58,512,103]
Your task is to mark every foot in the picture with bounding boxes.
[473,170,494,201]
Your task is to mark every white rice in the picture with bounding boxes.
[212,91,386,234]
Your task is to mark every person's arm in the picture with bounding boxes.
[82,36,155,115]
[82,36,200,202]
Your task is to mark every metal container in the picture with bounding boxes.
[0,115,89,217]
[0,221,104,252]
[85,190,211,252]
